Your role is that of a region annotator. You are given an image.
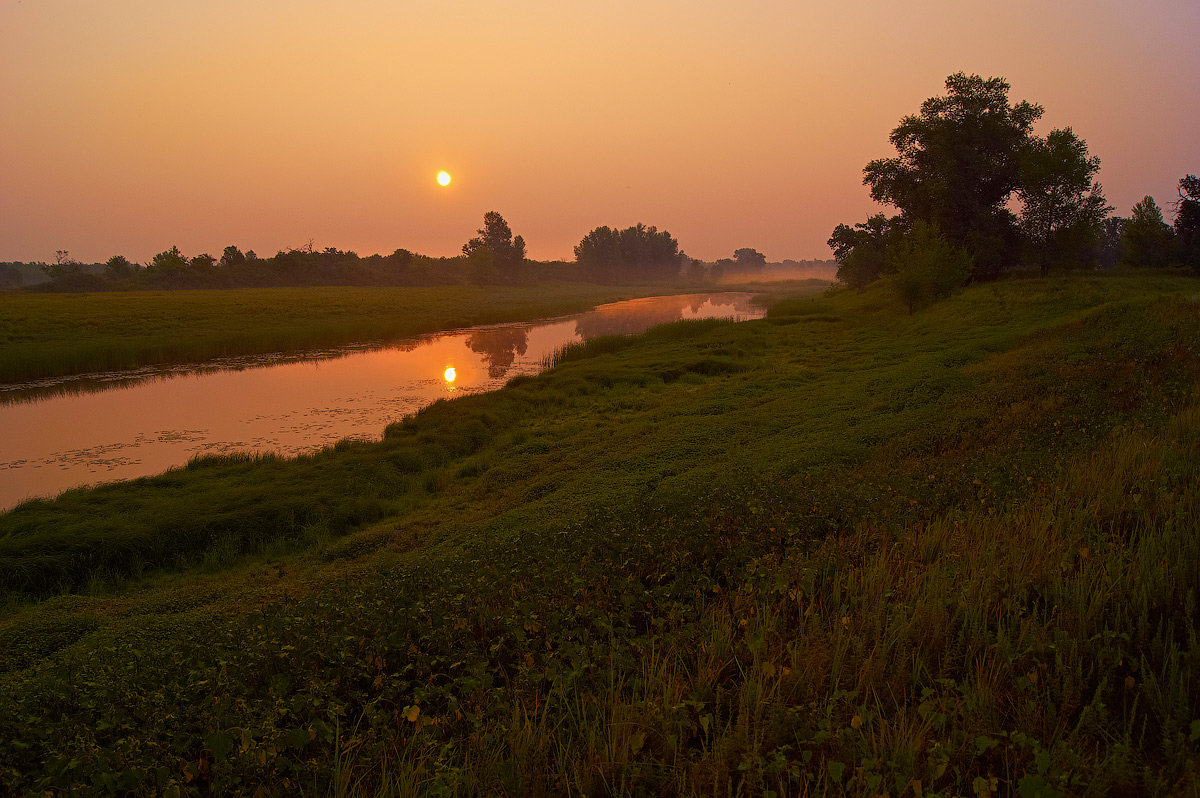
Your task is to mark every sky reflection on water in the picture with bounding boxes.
[0,293,764,510]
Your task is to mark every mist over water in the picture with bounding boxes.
[0,294,764,510]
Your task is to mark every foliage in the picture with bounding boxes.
[147,245,189,278]
[574,223,685,283]
[37,251,106,292]
[102,255,136,281]
[1017,127,1110,273]
[863,73,1043,280]
[21,240,558,294]
[828,214,902,291]
[1121,196,1175,268]
[888,221,973,313]
[462,211,529,285]
[1175,174,1200,273]
[220,245,247,270]
[1098,216,1126,269]
[733,248,767,269]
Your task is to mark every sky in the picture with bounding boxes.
[2,0,1198,265]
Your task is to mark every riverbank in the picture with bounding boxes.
[0,293,769,511]
[0,282,817,384]
[1,273,1198,795]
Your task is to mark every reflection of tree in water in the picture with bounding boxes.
[573,295,725,340]
[465,327,530,378]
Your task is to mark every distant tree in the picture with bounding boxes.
[190,253,216,272]
[574,223,683,283]
[145,246,189,285]
[1017,128,1110,273]
[219,245,247,270]
[1174,174,1200,273]
[684,259,710,283]
[103,255,137,280]
[890,221,973,314]
[1098,217,1126,270]
[463,211,528,284]
[710,259,731,283]
[828,214,901,292]
[863,73,1044,280]
[733,248,767,269]
[42,250,82,280]
[574,226,623,282]
[1120,196,1174,268]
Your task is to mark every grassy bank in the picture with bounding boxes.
[1,274,1198,795]
[0,282,749,384]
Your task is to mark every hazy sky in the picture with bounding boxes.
[2,0,1197,264]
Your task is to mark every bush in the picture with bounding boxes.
[890,222,973,313]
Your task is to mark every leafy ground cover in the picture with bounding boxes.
[0,283,734,384]
[1,273,1198,795]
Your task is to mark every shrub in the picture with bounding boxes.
[890,222,974,313]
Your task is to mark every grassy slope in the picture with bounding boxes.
[1,274,1198,795]
[0,282,750,384]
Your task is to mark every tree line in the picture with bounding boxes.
[5,215,789,293]
[829,73,1199,311]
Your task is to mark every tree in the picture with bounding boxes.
[1098,216,1126,270]
[863,73,1043,279]
[1017,128,1110,273]
[190,253,216,272]
[889,221,973,314]
[103,255,137,281]
[827,214,900,292]
[574,226,622,282]
[463,211,527,284]
[1120,196,1174,268]
[1174,174,1200,273]
[733,248,767,269]
[42,250,81,280]
[146,246,189,281]
[219,245,247,270]
[574,223,684,283]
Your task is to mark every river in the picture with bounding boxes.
[0,293,764,510]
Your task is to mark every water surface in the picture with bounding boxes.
[0,293,763,510]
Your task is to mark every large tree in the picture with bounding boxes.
[733,248,767,269]
[575,223,683,283]
[827,214,901,292]
[463,211,527,284]
[1121,196,1174,269]
[863,73,1043,279]
[1016,127,1110,274]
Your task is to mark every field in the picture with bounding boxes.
[1,273,1198,795]
[0,283,746,384]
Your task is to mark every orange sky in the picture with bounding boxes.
[2,0,1197,264]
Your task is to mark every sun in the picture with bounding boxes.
[443,366,457,382]
[436,170,452,187]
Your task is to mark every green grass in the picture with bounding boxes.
[0,282,751,384]
[1,273,1198,795]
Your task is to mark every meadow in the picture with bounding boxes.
[0,283,722,384]
[1,273,1198,795]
